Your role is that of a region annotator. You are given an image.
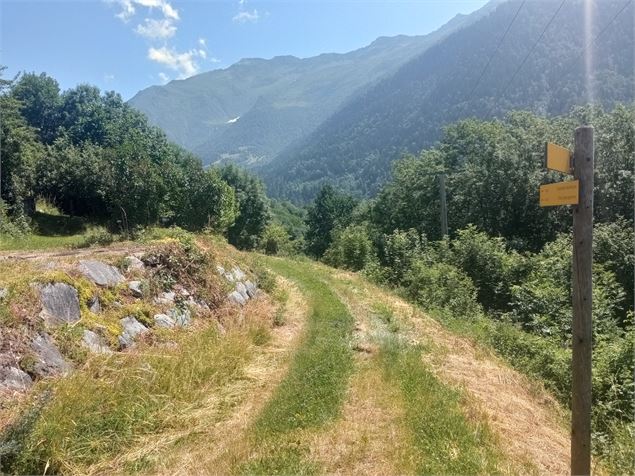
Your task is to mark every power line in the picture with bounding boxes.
[588,0,632,48]
[557,0,634,73]
[467,0,526,101]
[500,0,567,97]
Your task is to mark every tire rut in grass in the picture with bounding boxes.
[237,258,355,475]
[326,266,567,475]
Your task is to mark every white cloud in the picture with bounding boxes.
[135,18,176,39]
[233,9,259,24]
[104,73,116,83]
[108,0,179,23]
[148,46,206,78]
[106,0,214,81]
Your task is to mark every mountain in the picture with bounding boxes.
[264,0,634,202]
[128,2,500,167]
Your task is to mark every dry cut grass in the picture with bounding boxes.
[327,266,570,475]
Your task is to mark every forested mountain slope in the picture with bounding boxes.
[265,0,634,201]
[128,2,500,167]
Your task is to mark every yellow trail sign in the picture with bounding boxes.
[540,180,579,206]
[546,142,572,174]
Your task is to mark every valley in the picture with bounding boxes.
[1,0,633,474]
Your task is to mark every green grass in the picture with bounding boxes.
[0,326,255,475]
[0,233,89,251]
[240,257,355,474]
[0,200,118,251]
[378,336,504,475]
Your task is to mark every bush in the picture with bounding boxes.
[403,260,481,317]
[259,223,296,256]
[323,224,377,272]
[449,225,526,313]
[508,234,625,345]
[0,199,30,237]
[594,219,634,321]
[378,228,427,285]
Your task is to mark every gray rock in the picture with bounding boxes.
[125,255,145,271]
[154,313,176,328]
[224,272,235,283]
[154,291,176,305]
[236,282,250,301]
[175,285,190,297]
[232,266,246,281]
[88,296,101,313]
[0,366,33,392]
[82,330,112,354]
[228,290,247,306]
[216,265,226,275]
[168,307,191,327]
[0,287,8,300]
[31,333,71,377]
[245,280,258,298]
[119,316,148,348]
[128,280,143,297]
[38,283,81,326]
[79,260,125,286]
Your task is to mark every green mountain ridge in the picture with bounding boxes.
[128,2,499,167]
[264,0,634,201]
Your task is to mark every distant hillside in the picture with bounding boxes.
[128,2,499,167]
[264,0,634,202]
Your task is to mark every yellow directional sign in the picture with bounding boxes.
[540,180,579,207]
[546,142,572,174]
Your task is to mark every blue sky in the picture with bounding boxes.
[2,0,488,99]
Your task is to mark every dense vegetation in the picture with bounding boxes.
[266,0,634,202]
[289,104,634,472]
[0,70,270,250]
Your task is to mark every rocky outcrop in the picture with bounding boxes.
[128,281,143,297]
[38,283,81,326]
[154,313,176,328]
[119,316,148,348]
[79,260,125,286]
[125,255,145,271]
[245,280,258,298]
[88,296,102,313]
[0,366,33,392]
[31,333,72,377]
[168,307,191,327]
[219,265,260,307]
[82,330,112,354]
[155,291,176,305]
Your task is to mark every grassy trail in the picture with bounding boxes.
[4,250,569,475]
[324,265,570,475]
[234,257,519,475]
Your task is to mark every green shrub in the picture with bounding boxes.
[323,224,377,272]
[593,324,634,426]
[403,260,481,317]
[259,223,296,256]
[378,228,427,285]
[594,219,634,321]
[508,234,625,345]
[449,225,527,313]
[0,199,30,237]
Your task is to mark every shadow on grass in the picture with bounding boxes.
[31,211,87,236]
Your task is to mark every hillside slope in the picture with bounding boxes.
[128,2,500,167]
[0,239,571,475]
[265,0,634,201]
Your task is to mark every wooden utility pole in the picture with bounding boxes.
[439,173,448,237]
[571,125,593,476]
